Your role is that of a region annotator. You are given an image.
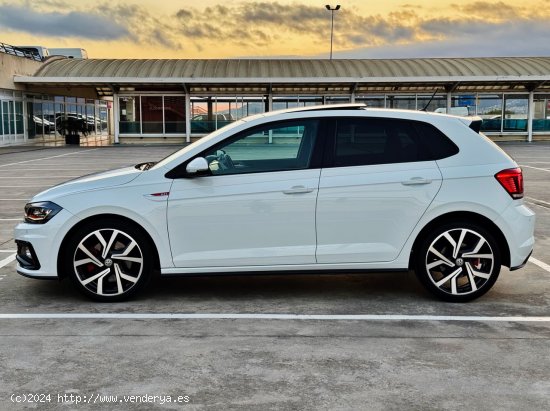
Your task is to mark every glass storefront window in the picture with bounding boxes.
[119,96,140,134]
[27,101,41,138]
[417,95,447,113]
[190,98,210,133]
[477,94,503,132]
[43,102,55,137]
[55,102,65,137]
[164,96,185,134]
[2,101,9,136]
[451,95,475,115]
[502,95,528,132]
[86,103,96,135]
[99,103,108,134]
[325,96,350,105]
[0,101,5,136]
[272,96,322,111]
[247,101,265,114]
[356,95,384,108]
[533,94,550,132]
[141,96,163,134]
[14,101,23,134]
[386,95,416,110]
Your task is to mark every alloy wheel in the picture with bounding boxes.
[73,228,144,297]
[425,228,495,296]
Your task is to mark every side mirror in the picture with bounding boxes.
[185,157,210,176]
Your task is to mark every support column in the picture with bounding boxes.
[268,93,273,112]
[185,92,191,144]
[113,92,119,144]
[268,93,273,144]
[22,96,28,143]
[446,91,452,113]
[527,91,534,143]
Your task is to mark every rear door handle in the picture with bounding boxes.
[283,186,314,194]
[401,177,432,186]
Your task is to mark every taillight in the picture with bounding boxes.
[495,168,523,199]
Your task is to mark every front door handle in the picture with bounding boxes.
[401,177,432,186]
[283,186,314,194]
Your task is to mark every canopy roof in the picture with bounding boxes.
[14,57,550,96]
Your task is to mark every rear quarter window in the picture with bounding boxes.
[413,121,459,160]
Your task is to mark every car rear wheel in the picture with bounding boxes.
[415,222,501,302]
[64,219,152,302]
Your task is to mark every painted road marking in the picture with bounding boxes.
[521,165,550,172]
[526,202,548,211]
[0,218,21,221]
[0,168,102,171]
[526,197,550,207]
[0,250,16,253]
[0,253,16,269]
[0,176,80,179]
[0,148,101,168]
[529,257,550,273]
[0,313,549,322]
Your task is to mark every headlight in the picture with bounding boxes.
[24,201,62,224]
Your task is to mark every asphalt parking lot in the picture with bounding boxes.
[0,143,549,410]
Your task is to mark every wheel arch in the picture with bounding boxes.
[408,211,511,270]
[56,213,161,279]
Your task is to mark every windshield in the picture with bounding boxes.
[150,119,247,170]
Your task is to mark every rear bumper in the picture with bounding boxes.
[495,202,535,269]
[510,250,532,271]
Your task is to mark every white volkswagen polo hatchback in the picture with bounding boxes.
[15,105,535,302]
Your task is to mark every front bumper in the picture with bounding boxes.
[14,209,77,279]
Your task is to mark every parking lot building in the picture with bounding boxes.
[2,43,550,146]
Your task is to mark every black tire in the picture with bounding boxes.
[63,218,153,302]
[414,222,501,302]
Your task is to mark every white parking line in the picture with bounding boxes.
[0,169,101,173]
[529,257,550,273]
[0,313,548,322]
[0,250,16,253]
[521,165,550,172]
[526,197,550,207]
[0,253,16,269]
[0,218,21,221]
[0,176,80,179]
[0,148,101,168]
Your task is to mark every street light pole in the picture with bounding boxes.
[325,4,340,60]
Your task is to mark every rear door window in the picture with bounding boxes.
[334,118,458,167]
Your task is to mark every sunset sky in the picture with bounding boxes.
[0,0,549,59]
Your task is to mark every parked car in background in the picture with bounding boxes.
[15,104,535,302]
[434,107,470,116]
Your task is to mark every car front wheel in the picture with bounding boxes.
[63,219,152,301]
[415,222,501,302]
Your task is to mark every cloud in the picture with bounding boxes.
[173,1,424,51]
[1,0,549,58]
[451,1,525,20]
[330,19,550,58]
[99,2,182,49]
[0,4,130,40]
